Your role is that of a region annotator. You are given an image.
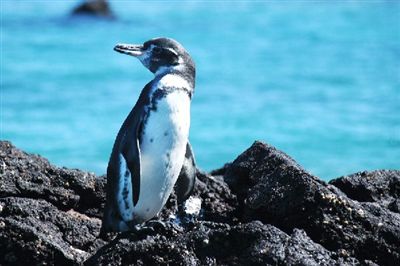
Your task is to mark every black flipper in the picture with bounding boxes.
[175,142,197,203]
[101,80,155,234]
[120,81,154,206]
[121,127,142,206]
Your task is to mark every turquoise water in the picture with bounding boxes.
[2,1,399,180]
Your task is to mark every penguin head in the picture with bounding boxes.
[114,37,195,76]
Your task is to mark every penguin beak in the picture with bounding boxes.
[114,43,144,57]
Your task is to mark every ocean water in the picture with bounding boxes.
[2,1,399,180]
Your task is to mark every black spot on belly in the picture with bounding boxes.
[122,187,129,197]
[146,208,150,212]
[150,138,154,143]
[124,170,130,177]
[164,131,168,136]
[122,187,130,209]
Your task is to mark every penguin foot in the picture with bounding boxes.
[129,220,167,235]
[138,220,184,236]
[145,220,167,231]
[131,224,156,236]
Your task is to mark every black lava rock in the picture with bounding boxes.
[330,170,400,213]
[71,0,115,19]
[87,221,359,266]
[0,140,398,265]
[223,141,400,265]
[0,141,107,265]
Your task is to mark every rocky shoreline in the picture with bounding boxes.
[0,140,398,265]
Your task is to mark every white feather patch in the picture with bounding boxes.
[159,74,190,89]
[117,154,134,221]
[133,87,191,221]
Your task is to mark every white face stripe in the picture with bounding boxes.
[138,44,184,74]
[165,47,178,57]
[164,47,184,65]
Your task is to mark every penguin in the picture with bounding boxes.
[101,37,197,234]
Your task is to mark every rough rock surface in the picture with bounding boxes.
[0,141,106,265]
[222,142,400,265]
[330,170,400,213]
[0,140,398,265]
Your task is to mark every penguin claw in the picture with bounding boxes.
[131,220,167,235]
[133,225,156,235]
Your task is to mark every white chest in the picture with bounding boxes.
[134,84,191,220]
[142,89,191,149]
[116,74,193,224]
[141,74,191,152]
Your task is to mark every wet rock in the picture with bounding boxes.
[71,0,115,19]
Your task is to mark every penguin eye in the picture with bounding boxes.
[153,47,162,54]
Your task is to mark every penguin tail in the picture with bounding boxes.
[98,225,108,239]
[99,214,113,239]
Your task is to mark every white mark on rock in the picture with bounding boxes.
[184,196,202,216]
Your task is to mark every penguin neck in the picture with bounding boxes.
[154,64,195,89]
